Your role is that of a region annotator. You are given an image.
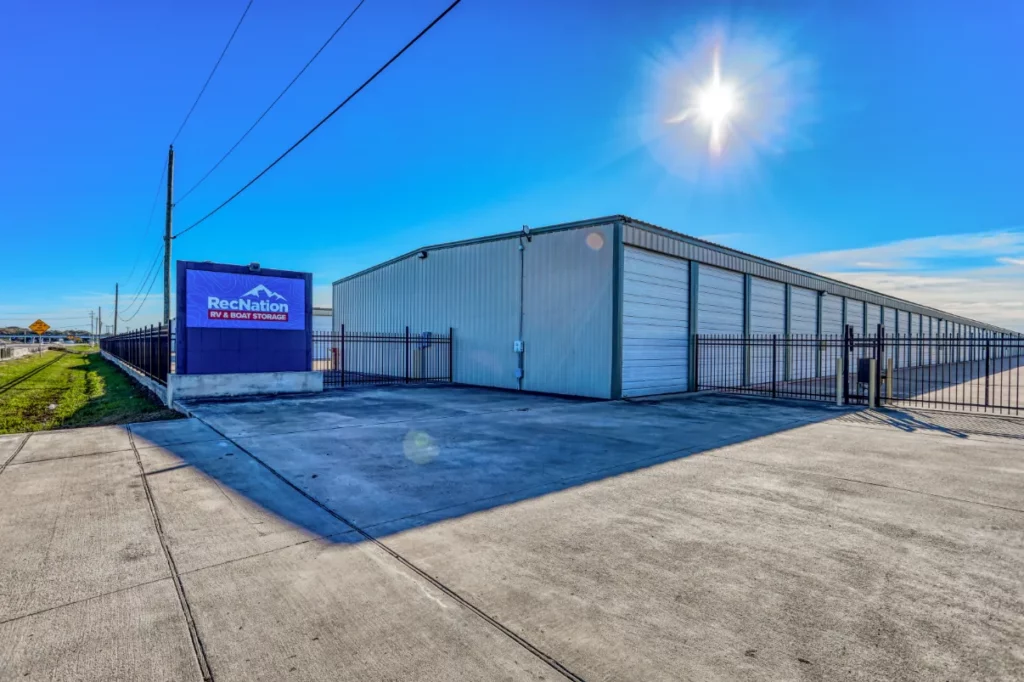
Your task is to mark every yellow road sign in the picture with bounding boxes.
[29,319,50,335]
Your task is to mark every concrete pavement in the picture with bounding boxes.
[1,387,1022,681]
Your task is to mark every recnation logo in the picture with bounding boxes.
[207,284,290,322]
[185,269,306,330]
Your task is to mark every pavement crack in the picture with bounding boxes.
[0,576,171,627]
[127,426,214,682]
[191,417,590,682]
[705,451,1024,514]
[0,433,31,475]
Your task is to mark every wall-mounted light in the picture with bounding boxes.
[417,251,428,260]
[249,262,261,272]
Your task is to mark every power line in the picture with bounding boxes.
[174,0,465,239]
[176,0,368,205]
[171,0,256,145]
[119,246,164,321]
[123,160,168,289]
[119,257,163,323]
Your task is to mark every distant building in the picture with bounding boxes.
[313,307,332,333]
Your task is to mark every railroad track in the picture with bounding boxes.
[0,351,68,397]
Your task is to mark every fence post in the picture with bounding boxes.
[693,334,700,391]
[886,357,894,401]
[843,325,852,404]
[868,358,877,408]
[448,327,454,383]
[835,356,844,407]
[876,324,884,402]
[771,334,777,398]
[340,325,346,388]
[984,339,990,407]
[405,326,410,383]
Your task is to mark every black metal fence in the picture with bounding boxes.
[313,327,453,389]
[0,346,12,360]
[883,332,1023,414]
[100,324,173,385]
[696,325,1024,415]
[695,333,847,402]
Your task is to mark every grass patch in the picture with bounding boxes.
[0,350,179,434]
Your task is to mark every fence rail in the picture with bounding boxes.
[313,327,452,389]
[99,324,173,385]
[696,326,1023,415]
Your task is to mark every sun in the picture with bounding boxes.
[667,45,741,156]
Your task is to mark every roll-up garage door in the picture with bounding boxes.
[866,304,881,335]
[883,307,897,365]
[897,310,910,366]
[909,313,921,366]
[789,286,818,380]
[821,295,843,375]
[846,300,864,336]
[621,247,689,397]
[749,277,785,384]
[922,317,934,365]
[697,264,744,386]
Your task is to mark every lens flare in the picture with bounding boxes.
[638,24,816,180]
[668,46,741,156]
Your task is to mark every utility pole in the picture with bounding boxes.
[113,283,119,336]
[164,145,174,325]
[89,310,95,345]
[98,307,102,342]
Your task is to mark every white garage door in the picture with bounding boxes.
[846,300,864,336]
[697,264,744,386]
[883,307,897,364]
[821,295,843,376]
[749,277,785,384]
[789,286,818,380]
[866,304,881,335]
[621,247,689,397]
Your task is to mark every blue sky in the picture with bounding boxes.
[2,0,1023,331]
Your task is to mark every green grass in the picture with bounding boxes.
[0,350,179,434]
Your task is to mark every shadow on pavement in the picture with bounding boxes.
[130,388,856,545]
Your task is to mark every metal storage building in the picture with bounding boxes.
[333,215,1017,399]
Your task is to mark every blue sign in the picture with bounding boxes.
[185,270,306,330]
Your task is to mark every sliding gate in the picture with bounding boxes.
[696,326,1023,415]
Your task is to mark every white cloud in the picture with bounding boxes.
[784,230,1024,272]
[781,231,1024,332]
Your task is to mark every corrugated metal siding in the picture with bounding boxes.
[522,225,614,397]
[697,264,744,386]
[333,224,614,398]
[622,220,1009,334]
[621,247,689,397]
[749,277,785,383]
[334,237,521,390]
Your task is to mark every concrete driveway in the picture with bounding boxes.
[1,387,1022,681]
